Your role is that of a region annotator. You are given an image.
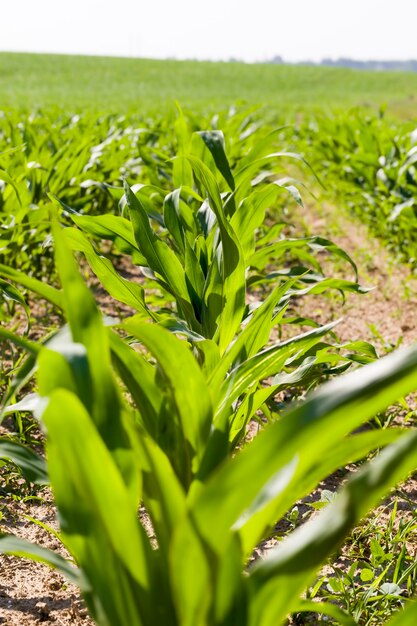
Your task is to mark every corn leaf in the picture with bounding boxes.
[124,181,200,330]
[248,428,417,626]
[122,321,214,484]
[184,155,246,354]
[0,263,62,308]
[0,439,48,484]
[63,227,150,316]
[196,130,235,191]
[53,225,134,488]
[0,535,83,587]
[43,389,159,626]
[192,345,417,556]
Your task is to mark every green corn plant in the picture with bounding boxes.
[59,122,373,386]
[66,122,367,349]
[0,229,376,489]
[0,121,377,467]
[1,226,417,626]
[0,227,376,488]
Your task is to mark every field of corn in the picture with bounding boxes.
[2,53,417,626]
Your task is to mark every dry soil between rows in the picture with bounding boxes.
[296,202,417,348]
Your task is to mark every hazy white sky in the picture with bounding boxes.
[2,0,417,62]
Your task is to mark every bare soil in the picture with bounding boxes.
[295,202,417,348]
[0,492,93,626]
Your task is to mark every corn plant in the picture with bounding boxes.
[0,118,377,475]
[67,121,367,349]
[0,226,374,489]
[1,228,417,626]
[60,122,373,389]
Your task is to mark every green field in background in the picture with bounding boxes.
[1,51,417,117]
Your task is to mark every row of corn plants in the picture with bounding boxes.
[0,109,416,625]
[298,110,417,263]
[0,106,287,276]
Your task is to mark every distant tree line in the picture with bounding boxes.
[267,56,417,72]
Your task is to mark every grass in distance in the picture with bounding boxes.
[1,52,417,117]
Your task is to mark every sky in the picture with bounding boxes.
[2,0,417,63]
